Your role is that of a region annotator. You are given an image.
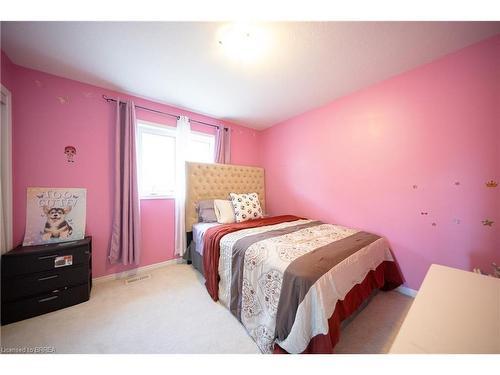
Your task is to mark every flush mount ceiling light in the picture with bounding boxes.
[217,23,271,63]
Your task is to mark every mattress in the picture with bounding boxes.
[192,222,220,255]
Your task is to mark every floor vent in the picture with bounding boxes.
[125,274,151,284]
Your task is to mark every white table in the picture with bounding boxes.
[390,264,500,353]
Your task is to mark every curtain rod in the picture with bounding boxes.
[102,95,227,130]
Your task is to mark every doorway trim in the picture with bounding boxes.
[1,83,13,253]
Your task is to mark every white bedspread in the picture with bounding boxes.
[217,220,395,353]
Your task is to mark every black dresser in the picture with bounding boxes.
[1,237,92,325]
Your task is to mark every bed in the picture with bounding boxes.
[185,222,219,277]
[184,162,404,354]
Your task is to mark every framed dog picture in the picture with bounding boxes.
[22,187,87,246]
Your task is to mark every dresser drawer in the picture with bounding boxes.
[1,264,89,302]
[1,283,90,325]
[2,245,90,278]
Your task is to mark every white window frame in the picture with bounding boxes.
[137,120,177,199]
[136,120,216,200]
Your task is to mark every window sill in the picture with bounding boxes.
[140,195,175,200]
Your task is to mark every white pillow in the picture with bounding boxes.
[229,192,263,223]
[213,199,236,224]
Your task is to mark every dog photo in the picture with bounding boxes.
[22,187,86,246]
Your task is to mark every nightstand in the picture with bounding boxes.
[1,237,92,325]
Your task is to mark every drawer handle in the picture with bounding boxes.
[38,295,59,303]
[38,254,59,260]
[38,275,59,281]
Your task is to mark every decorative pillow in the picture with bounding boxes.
[213,199,236,224]
[229,192,263,223]
[196,200,217,223]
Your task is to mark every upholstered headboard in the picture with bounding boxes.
[185,162,265,231]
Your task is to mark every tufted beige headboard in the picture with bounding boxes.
[185,162,265,231]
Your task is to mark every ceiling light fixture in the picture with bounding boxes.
[217,23,271,63]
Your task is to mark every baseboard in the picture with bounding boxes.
[396,285,418,298]
[93,258,186,284]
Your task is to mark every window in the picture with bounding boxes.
[137,121,215,198]
[137,122,177,198]
[188,131,216,163]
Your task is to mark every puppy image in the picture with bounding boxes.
[42,206,73,240]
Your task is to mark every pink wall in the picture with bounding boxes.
[3,35,499,289]
[1,51,15,91]
[2,54,261,278]
[261,35,500,290]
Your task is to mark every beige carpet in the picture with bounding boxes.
[0,264,412,354]
[334,288,413,353]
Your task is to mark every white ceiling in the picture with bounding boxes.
[2,22,499,129]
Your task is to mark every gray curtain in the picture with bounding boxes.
[109,100,141,265]
[215,127,231,164]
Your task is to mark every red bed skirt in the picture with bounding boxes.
[273,260,404,354]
